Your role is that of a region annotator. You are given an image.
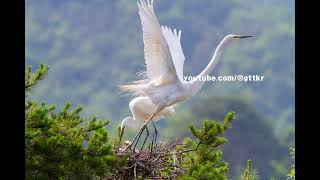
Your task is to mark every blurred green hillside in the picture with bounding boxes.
[26,0,294,178]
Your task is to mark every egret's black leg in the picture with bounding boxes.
[151,120,158,151]
[140,125,149,150]
[125,123,145,151]
[131,123,147,152]
[127,104,162,153]
[132,124,146,152]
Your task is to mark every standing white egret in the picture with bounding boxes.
[120,96,175,149]
[120,0,252,149]
[121,97,175,130]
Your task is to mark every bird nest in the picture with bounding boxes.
[111,139,185,179]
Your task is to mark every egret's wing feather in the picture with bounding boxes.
[161,26,185,82]
[137,0,178,81]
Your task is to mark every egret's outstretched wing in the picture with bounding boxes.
[137,0,178,82]
[161,26,185,82]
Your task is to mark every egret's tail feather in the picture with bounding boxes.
[119,79,148,97]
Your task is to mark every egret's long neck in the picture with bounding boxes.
[189,37,231,95]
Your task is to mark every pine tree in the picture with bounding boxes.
[176,112,236,180]
[25,64,49,94]
[25,64,126,179]
[240,160,259,180]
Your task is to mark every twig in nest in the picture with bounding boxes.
[134,163,137,179]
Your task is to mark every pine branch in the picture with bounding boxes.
[25,64,49,93]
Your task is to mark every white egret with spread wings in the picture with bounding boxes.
[120,0,252,151]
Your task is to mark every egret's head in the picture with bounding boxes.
[121,117,131,130]
[214,34,253,53]
[121,116,141,129]
[220,34,252,46]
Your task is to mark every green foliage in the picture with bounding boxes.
[240,160,259,180]
[164,96,289,178]
[25,64,49,93]
[177,112,235,179]
[25,65,126,179]
[287,147,295,179]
